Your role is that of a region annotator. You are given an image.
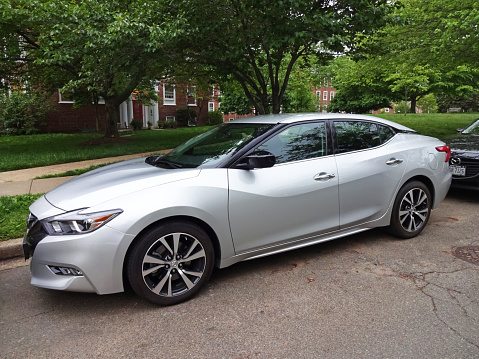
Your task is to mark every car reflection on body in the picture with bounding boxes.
[23,113,452,305]
[447,118,479,191]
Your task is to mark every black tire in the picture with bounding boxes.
[127,221,215,305]
[388,181,432,239]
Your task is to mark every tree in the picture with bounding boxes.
[325,56,392,113]
[0,0,179,137]
[174,0,394,115]
[352,0,479,112]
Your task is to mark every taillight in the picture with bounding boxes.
[435,146,451,162]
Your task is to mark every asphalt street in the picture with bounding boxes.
[1,189,478,359]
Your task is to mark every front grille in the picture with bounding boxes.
[450,158,479,179]
[464,163,479,178]
[24,213,48,257]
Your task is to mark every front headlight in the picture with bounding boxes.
[42,209,123,235]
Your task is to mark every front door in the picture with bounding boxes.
[228,121,340,253]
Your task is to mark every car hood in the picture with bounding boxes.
[44,158,200,211]
[447,135,479,158]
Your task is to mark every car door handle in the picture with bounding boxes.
[386,158,404,166]
[314,172,336,181]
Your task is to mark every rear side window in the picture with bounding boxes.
[334,121,395,154]
[256,122,327,164]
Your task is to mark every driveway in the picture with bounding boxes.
[1,189,478,358]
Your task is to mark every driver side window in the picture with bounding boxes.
[256,122,327,164]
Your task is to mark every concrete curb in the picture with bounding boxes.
[0,238,23,260]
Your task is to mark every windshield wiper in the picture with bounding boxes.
[145,156,182,169]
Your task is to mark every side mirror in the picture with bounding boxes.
[234,151,276,170]
[457,128,464,133]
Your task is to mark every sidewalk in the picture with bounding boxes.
[0,150,169,261]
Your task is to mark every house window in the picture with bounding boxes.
[229,118,234,122]
[165,116,175,124]
[330,92,335,100]
[385,108,390,113]
[187,86,196,106]
[323,91,328,101]
[163,84,176,105]
[58,89,74,103]
[208,102,215,112]
[316,91,321,100]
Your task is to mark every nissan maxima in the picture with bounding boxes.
[23,113,452,305]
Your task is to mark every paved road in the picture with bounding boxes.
[1,190,478,359]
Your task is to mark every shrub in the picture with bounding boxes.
[130,118,143,130]
[394,102,411,114]
[206,110,224,125]
[177,107,197,127]
[163,119,177,128]
[0,92,51,135]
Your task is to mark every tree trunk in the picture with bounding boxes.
[410,96,417,114]
[104,99,120,138]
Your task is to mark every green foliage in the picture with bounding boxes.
[176,108,197,127]
[282,62,317,113]
[326,56,392,113]
[436,93,479,113]
[0,91,52,135]
[219,91,253,116]
[130,119,143,130]
[0,0,181,138]
[206,110,224,125]
[393,102,411,114]
[0,194,43,240]
[175,0,393,115]
[417,94,438,114]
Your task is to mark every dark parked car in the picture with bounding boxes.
[448,118,479,190]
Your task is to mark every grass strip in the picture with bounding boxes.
[34,163,115,179]
[0,127,212,172]
[0,194,43,241]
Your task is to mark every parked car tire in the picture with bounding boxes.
[126,221,215,305]
[388,181,432,239]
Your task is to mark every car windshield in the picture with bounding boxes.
[158,122,275,168]
[462,119,479,135]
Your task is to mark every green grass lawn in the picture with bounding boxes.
[373,112,478,140]
[0,127,212,172]
[0,194,43,241]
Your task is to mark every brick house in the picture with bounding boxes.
[43,83,255,133]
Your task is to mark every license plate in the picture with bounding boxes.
[450,165,466,176]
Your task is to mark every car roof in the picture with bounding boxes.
[230,113,416,132]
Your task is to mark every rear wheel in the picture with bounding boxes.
[127,221,214,305]
[388,181,432,239]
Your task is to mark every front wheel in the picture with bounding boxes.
[126,221,215,305]
[388,181,432,239]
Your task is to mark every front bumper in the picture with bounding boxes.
[24,222,134,295]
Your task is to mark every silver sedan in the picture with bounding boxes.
[23,113,452,305]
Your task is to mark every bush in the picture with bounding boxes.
[0,92,51,135]
[394,102,411,114]
[177,107,197,127]
[206,110,224,125]
[130,118,143,130]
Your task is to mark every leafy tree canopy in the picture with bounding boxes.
[0,0,181,137]
[172,0,395,115]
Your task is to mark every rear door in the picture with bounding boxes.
[333,120,409,227]
[228,121,340,253]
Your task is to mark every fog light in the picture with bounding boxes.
[48,266,83,276]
